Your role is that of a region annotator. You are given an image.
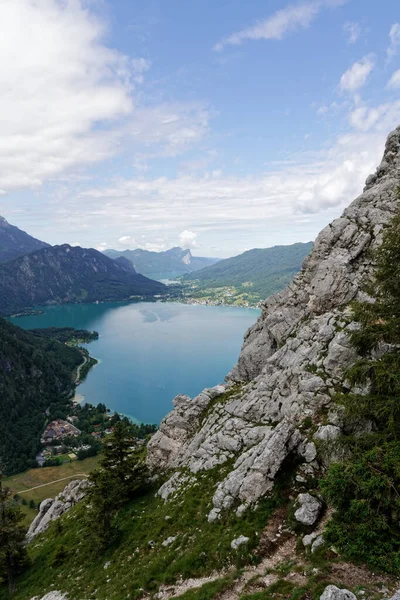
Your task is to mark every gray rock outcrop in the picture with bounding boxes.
[311,534,324,553]
[320,585,356,600]
[27,479,89,541]
[294,493,322,526]
[231,535,249,550]
[30,593,68,600]
[147,126,400,515]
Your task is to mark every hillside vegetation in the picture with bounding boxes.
[4,456,100,525]
[322,207,400,573]
[0,318,83,475]
[0,244,166,316]
[182,242,313,304]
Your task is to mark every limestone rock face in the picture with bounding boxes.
[27,479,89,541]
[147,385,226,471]
[147,126,400,514]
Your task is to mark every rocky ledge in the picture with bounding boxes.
[147,125,400,518]
[27,479,89,541]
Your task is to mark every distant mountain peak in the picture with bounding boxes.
[103,246,219,280]
[0,215,50,263]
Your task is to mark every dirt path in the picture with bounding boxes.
[18,474,88,494]
[218,537,297,600]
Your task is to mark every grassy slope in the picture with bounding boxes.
[183,243,313,300]
[6,465,285,600]
[6,462,393,600]
[4,456,100,524]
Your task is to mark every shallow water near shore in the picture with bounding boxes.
[11,301,260,424]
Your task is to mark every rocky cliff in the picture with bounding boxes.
[27,479,90,542]
[147,125,400,518]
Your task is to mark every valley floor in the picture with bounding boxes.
[4,456,100,525]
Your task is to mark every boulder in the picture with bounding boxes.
[207,508,221,523]
[231,535,249,550]
[294,493,322,526]
[302,531,319,547]
[314,425,341,442]
[320,585,356,600]
[162,536,177,547]
[311,534,324,553]
[298,441,317,463]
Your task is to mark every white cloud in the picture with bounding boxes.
[387,23,400,61]
[343,21,361,44]
[0,0,137,193]
[16,101,399,257]
[96,242,109,251]
[349,100,400,132]
[118,235,136,247]
[179,230,198,249]
[316,101,342,116]
[131,58,151,84]
[129,103,211,157]
[388,69,400,89]
[213,0,348,51]
[339,55,375,93]
[74,124,388,243]
[0,2,209,195]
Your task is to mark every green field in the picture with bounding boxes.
[4,455,100,524]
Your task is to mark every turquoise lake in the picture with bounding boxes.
[11,302,260,425]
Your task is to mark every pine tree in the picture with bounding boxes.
[85,421,149,550]
[0,470,28,597]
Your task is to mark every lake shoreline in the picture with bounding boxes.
[11,301,260,425]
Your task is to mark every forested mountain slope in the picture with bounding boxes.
[0,318,82,474]
[0,244,166,315]
[183,242,313,300]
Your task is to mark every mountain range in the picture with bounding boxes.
[0,215,49,262]
[104,247,219,280]
[183,242,313,301]
[0,244,166,316]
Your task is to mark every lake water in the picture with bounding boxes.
[10,302,260,424]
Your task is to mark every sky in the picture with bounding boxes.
[0,0,400,258]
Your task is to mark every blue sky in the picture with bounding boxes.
[0,0,400,257]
